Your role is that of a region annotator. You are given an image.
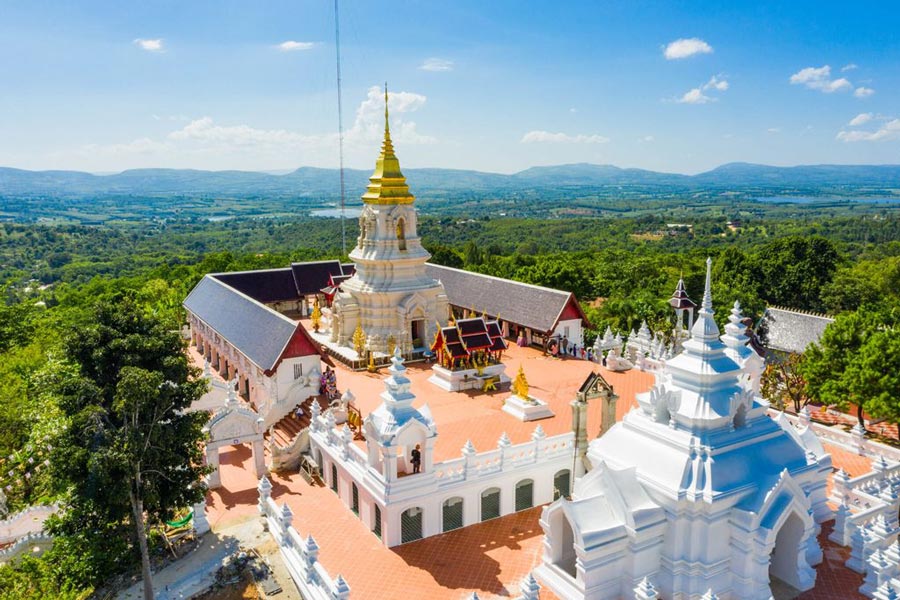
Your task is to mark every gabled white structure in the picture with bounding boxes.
[536,258,832,600]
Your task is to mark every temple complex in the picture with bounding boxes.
[178,91,900,600]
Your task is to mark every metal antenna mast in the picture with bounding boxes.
[334,0,347,256]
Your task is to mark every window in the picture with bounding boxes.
[554,470,571,500]
[373,505,382,539]
[293,363,303,380]
[351,483,359,515]
[481,488,501,521]
[330,464,338,493]
[442,497,464,532]
[400,507,423,543]
[515,479,534,511]
[396,218,407,251]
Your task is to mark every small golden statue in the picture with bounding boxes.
[512,365,529,399]
[387,334,396,356]
[352,323,366,356]
[367,350,376,372]
[310,298,322,332]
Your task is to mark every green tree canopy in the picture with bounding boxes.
[51,293,209,597]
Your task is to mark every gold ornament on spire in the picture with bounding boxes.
[512,365,530,399]
[361,82,415,205]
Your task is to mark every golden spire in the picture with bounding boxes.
[361,82,415,205]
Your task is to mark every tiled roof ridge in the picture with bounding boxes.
[766,305,834,320]
[211,267,293,276]
[290,259,343,267]
[428,263,572,299]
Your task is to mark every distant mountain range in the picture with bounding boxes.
[1,163,899,198]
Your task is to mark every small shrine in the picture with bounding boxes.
[502,364,554,421]
[428,316,509,392]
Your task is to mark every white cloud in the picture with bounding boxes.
[837,118,900,142]
[520,131,610,144]
[80,84,436,167]
[664,38,713,60]
[854,87,875,98]
[789,65,852,93]
[569,108,577,113]
[677,88,713,104]
[134,38,164,52]
[639,135,655,142]
[841,63,858,72]
[849,113,873,126]
[767,128,780,133]
[703,75,729,92]
[277,41,316,52]
[419,57,454,72]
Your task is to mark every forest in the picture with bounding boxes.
[0,206,899,597]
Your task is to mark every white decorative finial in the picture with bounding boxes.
[702,256,713,312]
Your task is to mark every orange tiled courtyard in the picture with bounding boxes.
[200,343,870,600]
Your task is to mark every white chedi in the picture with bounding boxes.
[535,258,832,600]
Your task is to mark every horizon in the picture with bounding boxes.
[5,160,900,178]
[1,1,898,174]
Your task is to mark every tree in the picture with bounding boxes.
[753,236,839,311]
[845,331,900,439]
[761,353,809,412]
[52,294,209,599]
[801,306,898,430]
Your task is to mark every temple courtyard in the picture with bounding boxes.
[195,343,874,600]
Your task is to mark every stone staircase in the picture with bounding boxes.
[266,396,331,471]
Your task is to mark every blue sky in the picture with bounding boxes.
[0,0,897,174]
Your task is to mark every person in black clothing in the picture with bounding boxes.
[411,444,422,474]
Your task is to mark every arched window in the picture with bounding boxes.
[396,218,407,251]
[442,497,464,532]
[553,469,571,500]
[481,487,501,521]
[515,479,534,511]
[400,506,423,543]
[373,505,382,539]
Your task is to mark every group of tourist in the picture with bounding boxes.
[319,367,338,400]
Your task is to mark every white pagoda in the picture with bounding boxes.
[536,258,832,600]
[330,86,449,354]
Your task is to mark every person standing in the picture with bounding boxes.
[411,444,422,474]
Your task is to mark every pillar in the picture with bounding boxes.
[206,446,221,489]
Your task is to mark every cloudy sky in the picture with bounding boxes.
[0,0,897,174]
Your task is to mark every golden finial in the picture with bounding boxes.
[384,82,390,134]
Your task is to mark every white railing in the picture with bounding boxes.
[0,503,57,545]
[0,531,53,564]
[258,476,350,600]
[779,407,900,598]
[776,409,900,463]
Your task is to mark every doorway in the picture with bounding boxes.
[410,319,425,348]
